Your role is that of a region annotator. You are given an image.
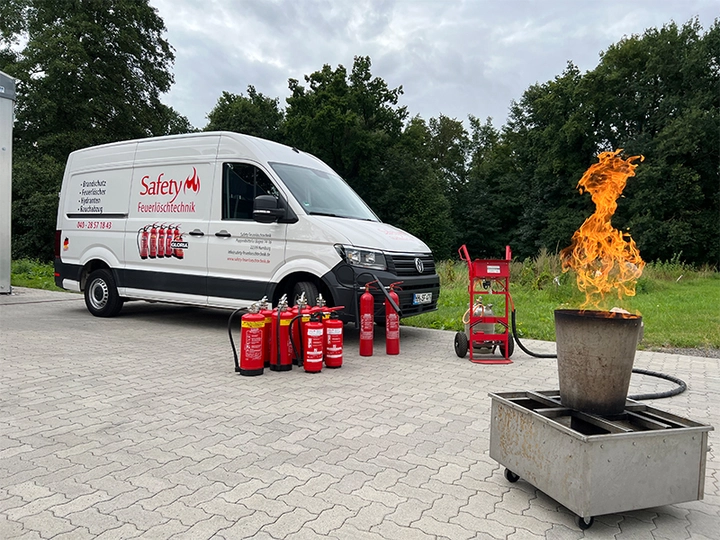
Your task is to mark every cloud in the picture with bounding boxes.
[151,0,718,129]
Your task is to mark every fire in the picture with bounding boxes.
[560,149,645,310]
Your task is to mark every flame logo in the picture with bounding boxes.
[184,167,200,194]
[560,150,645,310]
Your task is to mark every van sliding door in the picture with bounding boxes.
[206,162,287,306]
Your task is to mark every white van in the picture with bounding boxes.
[54,132,440,323]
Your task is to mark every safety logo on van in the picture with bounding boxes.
[137,167,200,214]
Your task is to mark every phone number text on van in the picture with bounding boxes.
[76,221,112,230]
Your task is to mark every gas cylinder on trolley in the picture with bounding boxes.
[384,282,402,355]
[148,223,158,258]
[465,300,495,353]
[303,312,324,373]
[324,310,344,368]
[239,304,265,376]
[137,226,149,259]
[359,281,376,356]
[258,296,273,367]
[270,296,293,371]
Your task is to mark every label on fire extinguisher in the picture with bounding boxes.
[360,313,373,340]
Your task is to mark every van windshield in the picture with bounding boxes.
[270,163,379,221]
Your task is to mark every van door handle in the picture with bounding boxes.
[188,229,205,237]
[215,230,231,238]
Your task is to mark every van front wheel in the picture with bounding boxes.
[85,269,124,317]
[292,281,318,306]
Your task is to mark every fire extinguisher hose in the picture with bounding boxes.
[289,315,303,365]
[227,307,248,373]
[370,273,402,317]
[510,309,687,400]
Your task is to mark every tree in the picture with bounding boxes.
[1,0,180,260]
[373,117,454,259]
[205,86,284,141]
[284,56,407,203]
[500,63,598,260]
[587,19,720,265]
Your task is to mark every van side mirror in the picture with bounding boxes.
[253,195,285,223]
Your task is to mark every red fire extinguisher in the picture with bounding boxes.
[303,312,324,373]
[165,224,174,257]
[385,282,402,355]
[239,304,265,376]
[291,293,309,366]
[270,297,293,371]
[138,226,149,259]
[172,225,184,259]
[359,281,376,356]
[149,223,158,258]
[324,310,344,368]
[259,296,273,368]
[157,224,166,258]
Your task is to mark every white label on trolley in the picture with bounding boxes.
[487,265,501,274]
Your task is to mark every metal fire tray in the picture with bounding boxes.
[489,391,713,528]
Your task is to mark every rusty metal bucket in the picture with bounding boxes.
[554,309,643,416]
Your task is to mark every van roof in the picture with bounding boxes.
[67,131,330,174]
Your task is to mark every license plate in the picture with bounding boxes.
[413,292,432,305]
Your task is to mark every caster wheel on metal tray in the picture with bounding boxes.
[504,468,519,483]
[577,516,594,530]
[454,332,468,358]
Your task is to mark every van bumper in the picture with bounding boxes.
[54,259,83,289]
[324,260,440,325]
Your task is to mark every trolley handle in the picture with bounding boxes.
[458,244,471,263]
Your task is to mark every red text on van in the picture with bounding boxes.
[140,168,201,204]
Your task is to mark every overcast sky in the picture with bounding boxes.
[150,0,718,130]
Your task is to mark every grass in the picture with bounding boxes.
[11,255,719,349]
[10,259,63,291]
[405,251,720,350]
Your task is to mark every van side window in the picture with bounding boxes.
[222,163,279,220]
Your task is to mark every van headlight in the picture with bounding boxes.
[335,245,387,270]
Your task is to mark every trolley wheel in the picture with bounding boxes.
[577,516,594,530]
[499,336,515,358]
[504,468,519,483]
[454,332,468,358]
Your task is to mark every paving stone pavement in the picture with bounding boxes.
[1,287,718,539]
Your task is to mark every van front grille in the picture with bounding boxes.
[386,254,436,276]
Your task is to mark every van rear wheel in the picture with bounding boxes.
[292,281,318,306]
[85,269,123,317]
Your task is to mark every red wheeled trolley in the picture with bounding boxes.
[455,245,514,364]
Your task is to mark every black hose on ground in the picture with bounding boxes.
[627,368,687,400]
[510,310,557,358]
[509,309,687,401]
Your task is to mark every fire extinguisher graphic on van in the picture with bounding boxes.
[137,224,187,260]
[137,226,149,259]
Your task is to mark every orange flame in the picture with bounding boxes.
[560,149,645,310]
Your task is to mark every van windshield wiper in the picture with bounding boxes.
[308,211,343,218]
[308,211,377,222]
